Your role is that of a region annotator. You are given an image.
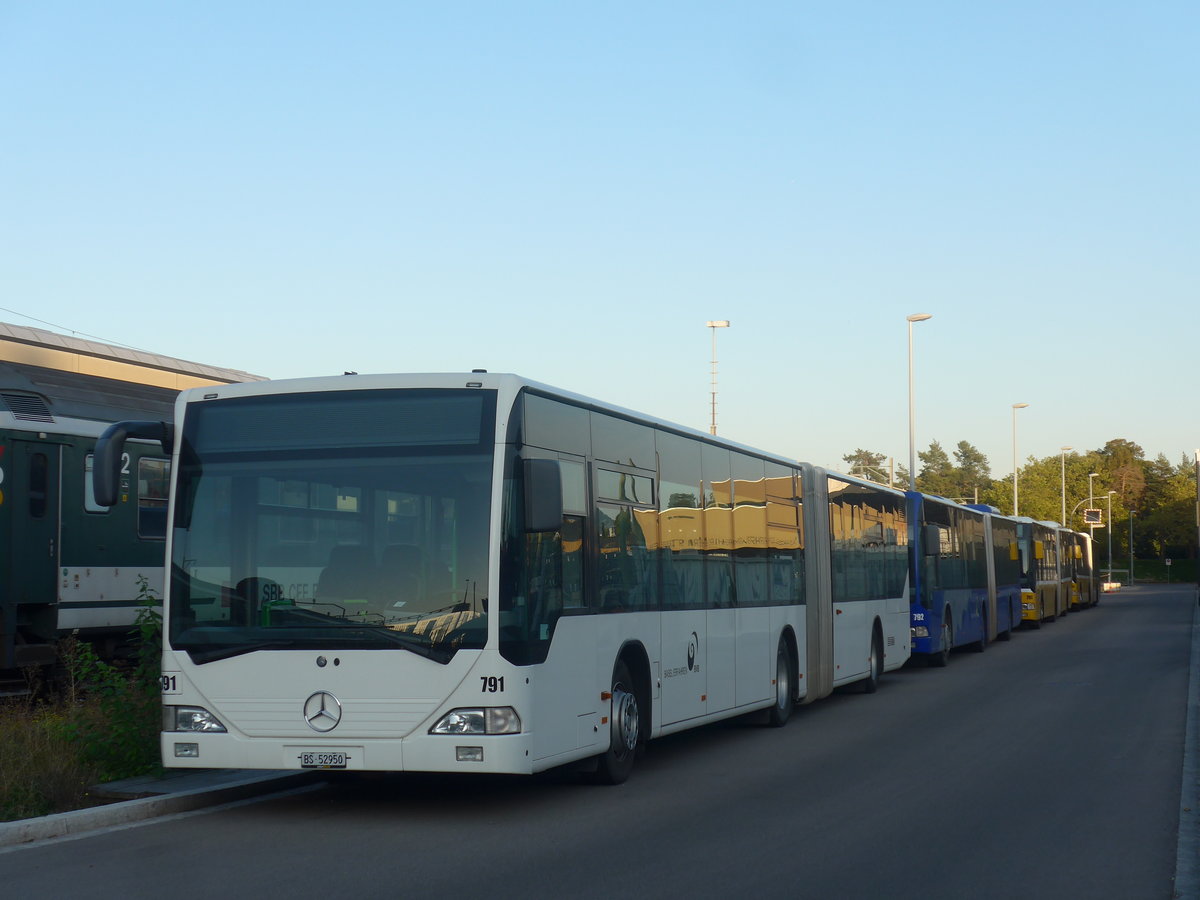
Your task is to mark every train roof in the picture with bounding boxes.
[0,321,266,426]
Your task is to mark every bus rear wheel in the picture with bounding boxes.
[595,660,640,785]
[863,627,883,693]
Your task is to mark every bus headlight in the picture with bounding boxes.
[430,707,522,735]
[911,626,930,638]
[165,705,227,733]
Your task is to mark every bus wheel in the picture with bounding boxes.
[596,660,640,785]
[929,614,951,668]
[767,638,795,727]
[863,627,883,693]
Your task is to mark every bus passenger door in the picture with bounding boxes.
[832,599,868,683]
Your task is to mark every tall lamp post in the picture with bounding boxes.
[1011,403,1029,515]
[1129,509,1135,586]
[1060,445,1072,524]
[1106,490,1116,579]
[706,320,730,435]
[906,313,933,490]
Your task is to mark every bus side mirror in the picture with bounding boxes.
[93,421,174,507]
[524,458,563,533]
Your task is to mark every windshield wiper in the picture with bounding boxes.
[179,630,453,665]
[328,626,453,663]
[184,640,299,664]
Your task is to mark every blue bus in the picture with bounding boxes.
[976,506,1022,641]
[907,493,991,666]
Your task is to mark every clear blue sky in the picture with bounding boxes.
[3,2,1196,476]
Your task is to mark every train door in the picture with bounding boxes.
[9,441,61,650]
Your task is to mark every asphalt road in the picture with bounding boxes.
[4,584,1193,900]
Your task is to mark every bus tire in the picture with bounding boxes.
[595,659,640,785]
[929,613,951,667]
[767,637,795,727]
[863,626,883,693]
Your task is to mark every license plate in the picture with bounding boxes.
[300,750,347,769]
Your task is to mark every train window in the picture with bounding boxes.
[29,452,49,518]
[83,455,110,514]
[138,458,170,539]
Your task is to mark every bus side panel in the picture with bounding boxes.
[529,614,605,763]
[734,605,771,707]
[660,609,707,725]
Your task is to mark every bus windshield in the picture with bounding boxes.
[168,388,497,663]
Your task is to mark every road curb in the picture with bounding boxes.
[0,771,319,849]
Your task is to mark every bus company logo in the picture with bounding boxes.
[663,632,702,680]
[303,691,343,732]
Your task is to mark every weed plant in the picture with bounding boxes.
[0,576,163,822]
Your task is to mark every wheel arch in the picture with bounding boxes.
[614,640,652,738]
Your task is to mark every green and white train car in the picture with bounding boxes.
[0,322,262,672]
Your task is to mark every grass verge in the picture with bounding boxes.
[1,577,163,823]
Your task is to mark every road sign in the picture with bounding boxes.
[1084,508,1102,525]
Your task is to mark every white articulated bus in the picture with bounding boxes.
[94,373,910,782]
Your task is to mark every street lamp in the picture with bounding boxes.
[1011,403,1029,515]
[1129,509,1136,586]
[706,320,730,435]
[906,313,933,491]
[1106,490,1116,579]
[1060,445,1072,524]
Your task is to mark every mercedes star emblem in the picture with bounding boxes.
[303,691,343,732]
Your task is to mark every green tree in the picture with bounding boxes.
[953,441,991,503]
[1138,454,1197,558]
[1097,438,1146,509]
[916,440,957,498]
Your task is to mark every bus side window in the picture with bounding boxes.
[138,457,170,539]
